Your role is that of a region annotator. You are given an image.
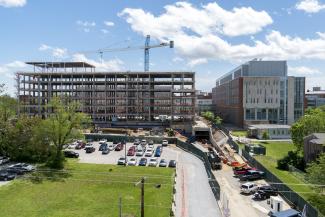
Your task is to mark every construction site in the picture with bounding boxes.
[16,62,195,131]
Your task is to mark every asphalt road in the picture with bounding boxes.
[174,148,222,217]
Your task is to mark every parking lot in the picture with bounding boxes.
[70,141,179,167]
[213,164,291,217]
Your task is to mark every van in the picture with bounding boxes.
[240,182,258,194]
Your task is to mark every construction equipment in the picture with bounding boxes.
[79,35,174,71]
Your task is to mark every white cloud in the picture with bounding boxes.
[288,66,321,76]
[187,58,208,67]
[104,21,115,27]
[296,0,325,13]
[119,2,273,38]
[76,20,96,32]
[172,57,184,62]
[0,61,27,78]
[39,44,68,58]
[72,53,124,71]
[120,2,325,65]
[101,29,109,34]
[0,0,26,7]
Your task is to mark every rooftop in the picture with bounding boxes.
[26,62,95,68]
[248,124,291,129]
[310,133,325,145]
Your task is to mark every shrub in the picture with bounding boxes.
[277,151,305,171]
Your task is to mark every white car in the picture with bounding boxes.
[148,143,154,149]
[162,140,168,147]
[68,142,78,149]
[128,158,137,166]
[99,139,107,144]
[145,148,154,157]
[117,157,127,165]
[148,158,158,167]
[0,156,10,165]
[240,182,258,194]
[85,143,93,149]
[108,144,115,151]
[136,150,144,156]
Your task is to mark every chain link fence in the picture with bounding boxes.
[242,149,321,217]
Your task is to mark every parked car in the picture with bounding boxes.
[162,140,168,147]
[134,139,140,146]
[85,147,95,153]
[145,148,154,157]
[159,159,168,167]
[115,143,124,151]
[8,163,35,174]
[141,139,147,146]
[148,158,158,167]
[108,144,115,151]
[239,170,265,181]
[63,150,79,158]
[128,158,137,166]
[6,167,25,175]
[154,146,162,157]
[102,148,110,155]
[127,146,136,156]
[0,156,10,165]
[68,142,78,149]
[234,167,256,176]
[240,182,258,194]
[99,143,108,151]
[136,150,144,156]
[0,170,16,181]
[85,143,93,149]
[138,158,147,166]
[148,140,154,149]
[117,157,127,165]
[253,186,278,200]
[168,160,177,168]
[75,142,86,149]
[99,139,107,144]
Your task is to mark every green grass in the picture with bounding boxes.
[231,130,247,137]
[0,160,175,217]
[254,142,314,199]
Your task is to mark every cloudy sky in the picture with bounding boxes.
[0,0,325,95]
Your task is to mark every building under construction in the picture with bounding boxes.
[17,62,195,131]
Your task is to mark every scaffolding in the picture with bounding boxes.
[16,62,196,130]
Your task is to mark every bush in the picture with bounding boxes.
[308,194,325,215]
[277,151,305,171]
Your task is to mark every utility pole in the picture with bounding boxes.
[141,177,145,217]
[119,196,122,217]
[135,177,146,217]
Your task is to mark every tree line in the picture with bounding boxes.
[0,85,90,169]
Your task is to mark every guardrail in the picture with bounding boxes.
[242,149,321,217]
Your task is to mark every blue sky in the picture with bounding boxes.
[1,0,325,95]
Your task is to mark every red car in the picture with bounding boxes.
[127,146,136,156]
[234,167,257,176]
[115,143,124,151]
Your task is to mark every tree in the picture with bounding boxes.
[201,111,214,122]
[262,131,270,140]
[306,153,325,185]
[214,116,222,125]
[38,97,90,169]
[291,108,325,151]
